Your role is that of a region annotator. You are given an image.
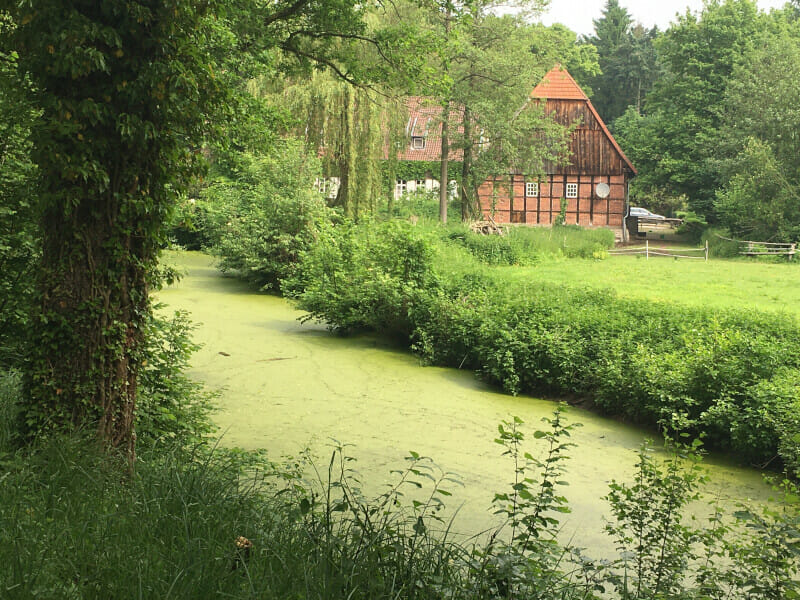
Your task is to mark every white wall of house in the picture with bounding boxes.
[393,177,457,200]
[316,175,456,203]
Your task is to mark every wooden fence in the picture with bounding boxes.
[739,240,796,259]
[608,240,709,261]
[716,234,797,260]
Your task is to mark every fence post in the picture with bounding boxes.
[705,240,709,262]
[646,239,649,260]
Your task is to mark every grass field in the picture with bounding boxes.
[509,254,800,316]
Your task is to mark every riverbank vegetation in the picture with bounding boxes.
[195,184,800,476]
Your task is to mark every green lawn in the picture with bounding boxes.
[509,255,800,316]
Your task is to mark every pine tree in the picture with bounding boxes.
[587,0,634,122]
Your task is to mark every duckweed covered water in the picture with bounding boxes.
[157,251,773,555]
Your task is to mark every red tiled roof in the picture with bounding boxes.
[531,65,588,100]
[392,97,464,162]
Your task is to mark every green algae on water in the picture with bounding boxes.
[156,250,774,556]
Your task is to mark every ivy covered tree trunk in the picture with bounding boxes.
[10,1,223,458]
[31,184,155,454]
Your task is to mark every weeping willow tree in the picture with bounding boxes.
[266,72,406,219]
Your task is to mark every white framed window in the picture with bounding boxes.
[395,179,408,197]
[525,182,539,197]
[566,183,578,198]
[315,177,339,199]
[326,177,340,199]
[411,136,426,150]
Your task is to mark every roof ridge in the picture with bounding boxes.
[531,65,588,100]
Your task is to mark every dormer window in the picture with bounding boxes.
[411,136,426,150]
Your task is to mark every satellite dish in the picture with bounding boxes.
[596,182,610,198]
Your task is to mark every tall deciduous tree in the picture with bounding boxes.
[423,0,468,224]
[7,1,227,459]
[241,1,432,219]
[6,0,393,459]
[453,17,579,220]
[280,72,404,219]
[0,13,37,366]
[527,23,600,94]
[633,0,765,218]
[714,28,800,240]
[418,0,569,222]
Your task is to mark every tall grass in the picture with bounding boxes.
[0,369,479,600]
[0,435,467,599]
[443,223,615,266]
[2,406,797,599]
[0,370,21,452]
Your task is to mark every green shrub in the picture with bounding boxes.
[676,210,708,243]
[605,437,705,598]
[445,224,614,267]
[605,437,800,599]
[137,309,217,447]
[703,227,742,258]
[200,143,332,292]
[0,30,37,370]
[293,223,800,468]
[167,195,219,250]
[390,190,439,221]
[289,220,438,338]
[447,228,524,266]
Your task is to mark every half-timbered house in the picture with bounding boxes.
[475,66,636,240]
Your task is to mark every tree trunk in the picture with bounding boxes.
[333,86,355,215]
[387,177,395,217]
[439,100,450,224]
[26,192,151,464]
[636,77,642,115]
[461,107,473,222]
[13,0,222,468]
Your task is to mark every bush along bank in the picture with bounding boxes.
[289,220,800,474]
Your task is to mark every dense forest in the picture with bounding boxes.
[2,0,800,598]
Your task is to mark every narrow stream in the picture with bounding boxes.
[157,251,773,556]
